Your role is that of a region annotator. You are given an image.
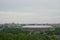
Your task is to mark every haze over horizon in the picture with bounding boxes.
[0,0,60,24]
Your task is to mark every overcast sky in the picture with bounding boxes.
[0,0,60,24]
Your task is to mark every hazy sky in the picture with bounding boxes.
[0,0,60,24]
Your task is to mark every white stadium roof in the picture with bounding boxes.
[22,25,53,28]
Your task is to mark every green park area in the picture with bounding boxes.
[0,28,60,40]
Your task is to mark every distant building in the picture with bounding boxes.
[22,25,55,33]
[6,23,22,28]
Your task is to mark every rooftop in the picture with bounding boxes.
[22,25,53,28]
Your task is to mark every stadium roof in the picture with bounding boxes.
[22,25,53,28]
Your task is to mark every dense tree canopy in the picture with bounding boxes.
[0,28,60,40]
